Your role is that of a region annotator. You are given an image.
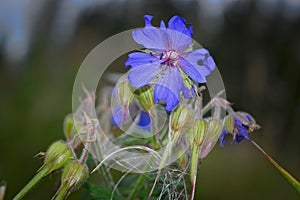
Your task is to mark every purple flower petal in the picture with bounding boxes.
[154,67,182,111]
[167,30,192,52]
[168,16,193,37]
[133,27,169,51]
[219,129,228,147]
[112,106,129,126]
[179,57,207,83]
[182,48,216,77]
[125,52,158,68]
[138,111,151,132]
[144,15,154,27]
[128,62,161,88]
[160,20,166,29]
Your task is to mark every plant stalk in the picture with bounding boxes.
[13,164,51,200]
[251,140,300,193]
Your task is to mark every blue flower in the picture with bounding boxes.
[220,112,258,146]
[126,15,216,111]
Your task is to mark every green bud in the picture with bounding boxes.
[135,86,154,111]
[199,119,223,159]
[224,114,235,133]
[170,105,193,133]
[45,141,73,173]
[205,119,223,142]
[176,149,187,170]
[188,120,207,147]
[61,161,89,192]
[63,115,79,141]
[116,80,134,107]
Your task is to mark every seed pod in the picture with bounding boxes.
[116,80,134,107]
[44,141,73,173]
[54,161,89,199]
[170,105,193,133]
[61,161,89,192]
[188,119,207,147]
[200,119,223,158]
[63,115,79,141]
[223,114,235,134]
[206,119,223,142]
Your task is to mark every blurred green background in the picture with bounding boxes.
[0,0,299,199]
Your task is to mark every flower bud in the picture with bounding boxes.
[236,111,260,132]
[188,119,207,147]
[116,80,134,107]
[223,114,235,133]
[63,115,79,141]
[135,85,154,111]
[206,119,223,142]
[220,111,260,145]
[44,141,73,173]
[61,161,89,192]
[200,119,223,158]
[170,105,193,133]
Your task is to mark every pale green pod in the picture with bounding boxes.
[61,161,89,192]
[63,115,80,141]
[188,119,208,147]
[223,114,235,134]
[45,141,73,173]
[206,119,223,142]
[170,105,193,133]
[199,119,223,158]
[116,80,134,106]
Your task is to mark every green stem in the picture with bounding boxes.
[201,101,213,117]
[13,164,51,200]
[190,144,199,200]
[251,140,300,193]
[128,154,154,200]
[55,185,68,200]
[127,173,147,200]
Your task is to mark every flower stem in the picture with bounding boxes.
[127,173,147,200]
[13,164,51,200]
[190,144,199,200]
[148,170,161,200]
[128,150,155,200]
[54,185,68,200]
[250,140,300,193]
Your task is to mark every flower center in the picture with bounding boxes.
[161,50,179,67]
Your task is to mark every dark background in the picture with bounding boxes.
[0,0,299,199]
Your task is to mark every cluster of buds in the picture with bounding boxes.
[151,90,261,200]
[14,139,89,200]
[13,94,95,200]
